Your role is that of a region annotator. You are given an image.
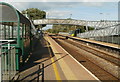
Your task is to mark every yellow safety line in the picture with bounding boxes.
[45,36,61,81]
[48,37,77,80]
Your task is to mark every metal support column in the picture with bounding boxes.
[86,22,88,32]
[0,46,1,81]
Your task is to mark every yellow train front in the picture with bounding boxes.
[70,29,81,37]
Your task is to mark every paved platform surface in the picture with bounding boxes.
[16,35,99,81]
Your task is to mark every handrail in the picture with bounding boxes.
[0,40,15,46]
[0,40,16,81]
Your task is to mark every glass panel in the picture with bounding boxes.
[0,24,4,39]
[13,25,17,38]
[0,23,18,40]
[0,4,18,22]
[6,25,9,39]
[20,26,22,37]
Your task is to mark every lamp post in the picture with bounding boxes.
[106,13,110,20]
[70,14,72,19]
[99,13,104,42]
[100,13,104,21]
[47,12,49,19]
[106,13,110,43]
[100,13,110,43]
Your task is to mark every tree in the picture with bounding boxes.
[22,8,46,29]
[22,8,46,20]
[49,24,94,34]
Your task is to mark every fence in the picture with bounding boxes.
[0,40,16,81]
[77,24,120,44]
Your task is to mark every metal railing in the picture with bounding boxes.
[0,40,16,81]
[77,25,120,44]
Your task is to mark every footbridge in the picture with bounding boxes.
[34,19,120,44]
[33,19,119,29]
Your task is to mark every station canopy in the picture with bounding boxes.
[0,2,31,26]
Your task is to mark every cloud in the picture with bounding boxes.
[9,2,73,18]
[9,2,30,11]
[82,2,105,7]
[8,2,78,11]
[2,0,120,2]
[46,10,71,19]
[2,1,117,21]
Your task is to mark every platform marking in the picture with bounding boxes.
[47,36,77,80]
[53,49,77,80]
[50,41,77,80]
[50,36,101,81]
[45,36,61,81]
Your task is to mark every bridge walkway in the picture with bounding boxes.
[15,35,99,81]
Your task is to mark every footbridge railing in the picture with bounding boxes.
[33,19,119,29]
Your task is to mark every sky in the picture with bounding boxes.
[1,0,119,30]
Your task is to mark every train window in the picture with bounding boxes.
[20,26,22,37]
[9,26,12,38]
[13,26,17,38]
[0,24,4,39]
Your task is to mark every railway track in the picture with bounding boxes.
[50,35,119,80]
[65,39,120,66]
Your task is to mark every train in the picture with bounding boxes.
[0,2,37,70]
[69,29,81,37]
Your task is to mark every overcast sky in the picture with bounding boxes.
[6,1,118,20]
[2,0,119,30]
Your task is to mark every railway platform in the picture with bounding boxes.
[58,34,120,50]
[0,2,119,81]
[14,35,99,81]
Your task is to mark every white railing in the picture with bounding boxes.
[0,40,16,81]
[77,25,120,44]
